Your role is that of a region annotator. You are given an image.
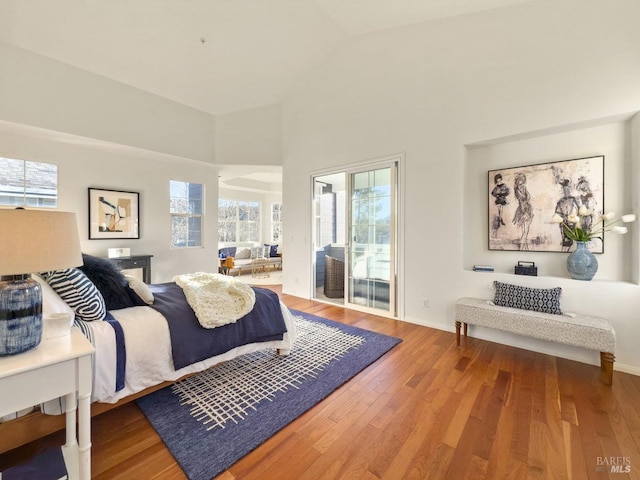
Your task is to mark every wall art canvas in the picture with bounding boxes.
[488,155,604,253]
[89,188,140,239]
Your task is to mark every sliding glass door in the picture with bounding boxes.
[346,166,395,314]
[312,160,397,317]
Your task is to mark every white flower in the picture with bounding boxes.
[551,213,564,224]
[578,205,592,216]
[550,210,635,242]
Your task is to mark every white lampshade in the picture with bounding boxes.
[0,209,83,275]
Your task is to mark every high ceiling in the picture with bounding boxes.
[0,0,534,116]
[218,165,283,193]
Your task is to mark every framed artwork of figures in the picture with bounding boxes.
[88,188,140,239]
[488,155,604,253]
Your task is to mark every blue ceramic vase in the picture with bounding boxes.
[566,241,598,281]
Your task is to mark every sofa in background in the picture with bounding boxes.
[218,245,282,276]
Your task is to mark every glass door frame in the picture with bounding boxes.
[345,163,397,316]
[310,153,404,319]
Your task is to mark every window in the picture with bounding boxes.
[218,199,260,243]
[0,157,58,208]
[170,180,203,248]
[271,203,282,243]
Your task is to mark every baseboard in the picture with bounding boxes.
[614,363,640,376]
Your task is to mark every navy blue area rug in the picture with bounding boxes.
[136,309,401,480]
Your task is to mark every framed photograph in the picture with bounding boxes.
[88,188,140,239]
[488,155,604,253]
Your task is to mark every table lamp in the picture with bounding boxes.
[0,209,83,355]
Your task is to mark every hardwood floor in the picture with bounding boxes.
[2,287,639,479]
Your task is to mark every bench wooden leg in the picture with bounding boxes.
[455,321,468,346]
[600,352,614,386]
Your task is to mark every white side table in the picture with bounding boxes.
[0,328,94,480]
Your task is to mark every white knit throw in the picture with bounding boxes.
[173,272,256,328]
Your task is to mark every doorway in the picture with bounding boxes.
[312,159,398,317]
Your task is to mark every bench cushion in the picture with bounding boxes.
[456,297,615,353]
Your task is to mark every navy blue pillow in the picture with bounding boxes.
[219,247,237,258]
[264,244,278,257]
[493,281,562,315]
[79,254,146,311]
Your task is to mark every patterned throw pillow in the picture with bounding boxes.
[41,268,107,321]
[493,281,562,315]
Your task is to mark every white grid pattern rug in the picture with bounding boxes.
[171,316,365,431]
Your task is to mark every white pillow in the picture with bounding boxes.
[123,273,154,304]
[33,274,75,326]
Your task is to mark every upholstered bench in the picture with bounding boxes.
[455,297,616,385]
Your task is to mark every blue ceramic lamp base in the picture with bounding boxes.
[0,277,43,356]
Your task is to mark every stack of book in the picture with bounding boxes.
[472,265,494,272]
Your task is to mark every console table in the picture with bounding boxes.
[108,254,153,283]
[0,328,95,479]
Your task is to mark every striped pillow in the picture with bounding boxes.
[41,268,106,321]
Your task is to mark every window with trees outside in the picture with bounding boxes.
[218,199,260,243]
[271,203,282,243]
[0,157,58,208]
[170,180,203,248]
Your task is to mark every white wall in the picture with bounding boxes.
[282,0,640,373]
[0,126,220,282]
[465,120,633,281]
[632,114,640,284]
[0,42,216,163]
[214,104,283,166]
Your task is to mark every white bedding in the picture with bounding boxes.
[77,301,296,404]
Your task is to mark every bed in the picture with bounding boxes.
[0,255,296,453]
[76,282,296,405]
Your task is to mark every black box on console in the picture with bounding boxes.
[514,261,537,276]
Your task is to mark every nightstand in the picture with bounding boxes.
[0,328,95,479]
[107,254,153,283]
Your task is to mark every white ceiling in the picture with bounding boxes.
[0,0,534,116]
[219,165,283,193]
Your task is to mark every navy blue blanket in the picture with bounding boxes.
[149,283,287,370]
